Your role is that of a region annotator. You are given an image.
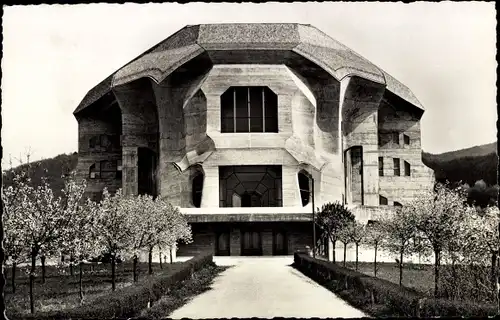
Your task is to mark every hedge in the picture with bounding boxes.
[294,253,497,318]
[10,253,213,320]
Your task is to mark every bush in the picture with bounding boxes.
[293,253,497,318]
[10,253,213,320]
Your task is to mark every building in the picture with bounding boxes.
[73,23,434,258]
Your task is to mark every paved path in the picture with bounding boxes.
[169,256,367,319]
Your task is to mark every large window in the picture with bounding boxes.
[378,157,384,176]
[393,158,400,176]
[192,173,204,208]
[404,161,411,176]
[298,171,311,207]
[221,87,278,133]
[219,166,282,207]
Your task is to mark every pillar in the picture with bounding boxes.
[201,166,219,207]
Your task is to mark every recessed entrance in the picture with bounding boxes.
[215,232,230,256]
[272,230,288,255]
[241,230,262,256]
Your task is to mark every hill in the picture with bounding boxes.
[2,152,78,196]
[422,141,497,186]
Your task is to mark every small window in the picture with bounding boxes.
[192,174,204,208]
[298,172,311,207]
[379,195,388,206]
[392,132,400,145]
[378,157,384,176]
[393,158,400,176]
[403,134,410,145]
[89,136,99,150]
[89,163,100,179]
[100,160,117,179]
[404,161,411,176]
[394,201,403,207]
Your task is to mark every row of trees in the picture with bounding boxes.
[3,161,192,314]
[316,183,500,304]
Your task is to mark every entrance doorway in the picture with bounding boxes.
[272,230,288,255]
[241,230,262,256]
[215,232,230,256]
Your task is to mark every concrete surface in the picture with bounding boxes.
[169,256,368,319]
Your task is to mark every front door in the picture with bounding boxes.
[273,230,288,255]
[241,230,262,256]
[215,232,230,256]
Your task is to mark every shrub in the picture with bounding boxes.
[9,253,213,320]
[293,253,497,318]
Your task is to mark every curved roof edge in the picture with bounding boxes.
[73,23,424,115]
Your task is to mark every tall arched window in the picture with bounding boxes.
[221,86,278,133]
[298,171,311,207]
[192,173,204,208]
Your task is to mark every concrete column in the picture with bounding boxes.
[122,146,138,196]
[282,165,300,207]
[363,144,380,206]
[201,166,219,207]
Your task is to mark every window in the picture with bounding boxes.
[116,159,122,179]
[393,158,400,176]
[392,132,400,145]
[192,174,204,208]
[298,171,311,207]
[89,160,121,180]
[100,160,117,179]
[221,87,278,133]
[219,166,282,207]
[89,134,120,151]
[404,161,411,176]
[89,163,100,179]
[394,201,403,207]
[379,195,388,206]
[378,157,384,176]
[404,134,410,145]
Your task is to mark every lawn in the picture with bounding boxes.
[342,261,436,295]
[5,261,184,317]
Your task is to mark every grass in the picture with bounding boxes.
[342,261,435,295]
[5,261,184,316]
[139,263,230,319]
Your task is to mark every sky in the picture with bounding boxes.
[1,2,497,166]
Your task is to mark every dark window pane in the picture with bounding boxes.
[379,195,388,205]
[404,161,411,176]
[393,158,400,176]
[192,174,204,208]
[404,134,410,145]
[378,157,384,176]
[249,87,264,119]
[393,132,400,145]
[264,87,278,132]
[250,118,263,132]
[235,87,248,119]
[235,118,248,133]
[221,117,234,133]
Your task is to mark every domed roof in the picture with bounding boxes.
[74,23,423,114]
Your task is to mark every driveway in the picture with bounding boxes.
[169,256,368,318]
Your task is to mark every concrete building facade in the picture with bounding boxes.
[73,23,434,258]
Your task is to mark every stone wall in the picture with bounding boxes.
[75,99,122,200]
[377,97,435,204]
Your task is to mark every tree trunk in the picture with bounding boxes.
[12,262,16,294]
[451,258,457,300]
[374,242,378,277]
[399,249,403,287]
[491,252,497,286]
[355,243,359,271]
[169,248,173,264]
[70,254,74,276]
[159,251,163,269]
[30,250,36,314]
[133,255,138,282]
[41,256,46,284]
[148,248,153,275]
[332,239,336,264]
[111,253,116,291]
[434,250,441,297]
[343,243,347,267]
[79,261,84,302]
